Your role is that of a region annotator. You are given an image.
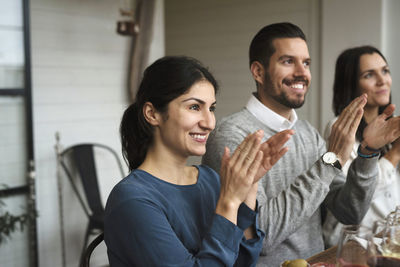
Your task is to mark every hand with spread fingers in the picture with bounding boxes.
[328,94,367,165]
[243,129,293,217]
[216,129,292,231]
[362,104,400,151]
[255,129,294,183]
[216,130,264,224]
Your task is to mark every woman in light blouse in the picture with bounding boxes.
[323,45,400,247]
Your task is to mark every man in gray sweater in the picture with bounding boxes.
[202,22,400,267]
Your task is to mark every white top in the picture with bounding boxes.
[246,93,298,132]
[322,117,400,247]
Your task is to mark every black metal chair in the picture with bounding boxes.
[80,232,105,267]
[59,143,124,266]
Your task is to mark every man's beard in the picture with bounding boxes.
[264,72,307,109]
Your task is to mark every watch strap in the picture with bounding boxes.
[333,160,342,170]
[322,152,342,170]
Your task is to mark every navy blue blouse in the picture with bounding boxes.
[104,165,264,266]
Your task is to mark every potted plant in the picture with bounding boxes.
[0,185,37,245]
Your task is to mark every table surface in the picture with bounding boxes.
[307,245,337,264]
[306,241,366,265]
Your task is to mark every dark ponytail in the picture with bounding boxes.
[120,56,218,171]
[120,102,152,170]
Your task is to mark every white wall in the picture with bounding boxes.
[320,0,384,130]
[165,0,320,166]
[31,1,130,266]
[29,0,164,266]
[383,0,400,111]
[166,0,320,127]
[0,1,29,264]
[166,0,398,136]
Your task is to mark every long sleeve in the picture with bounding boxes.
[203,116,336,251]
[104,166,264,267]
[322,118,378,224]
[324,117,396,196]
[202,109,378,266]
[323,154,378,224]
[323,118,398,247]
[235,203,265,267]
[106,198,244,267]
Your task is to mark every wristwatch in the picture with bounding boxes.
[322,152,342,170]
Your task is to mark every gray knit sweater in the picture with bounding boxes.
[202,108,378,267]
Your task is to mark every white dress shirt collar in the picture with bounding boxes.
[246,93,298,132]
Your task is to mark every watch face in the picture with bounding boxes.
[323,152,337,164]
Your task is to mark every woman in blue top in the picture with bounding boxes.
[104,56,293,266]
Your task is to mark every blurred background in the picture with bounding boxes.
[0,0,399,266]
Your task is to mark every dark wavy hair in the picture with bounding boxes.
[249,22,306,68]
[332,45,391,142]
[120,56,219,171]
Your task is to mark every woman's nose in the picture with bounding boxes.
[376,73,385,85]
[200,111,215,130]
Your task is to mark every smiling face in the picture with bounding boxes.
[255,38,311,117]
[155,80,216,159]
[358,53,391,109]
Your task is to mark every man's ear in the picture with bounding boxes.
[143,102,161,126]
[250,61,265,85]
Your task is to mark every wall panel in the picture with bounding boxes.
[165,0,320,127]
[30,1,130,266]
[165,0,320,165]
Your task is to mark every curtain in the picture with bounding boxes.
[128,0,156,101]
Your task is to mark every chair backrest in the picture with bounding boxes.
[60,143,124,221]
[80,232,105,267]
